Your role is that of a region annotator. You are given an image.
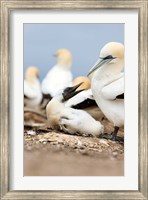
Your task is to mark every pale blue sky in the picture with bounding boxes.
[24,23,124,80]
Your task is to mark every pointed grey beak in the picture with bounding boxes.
[87,57,114,77]
[62,82,84,101]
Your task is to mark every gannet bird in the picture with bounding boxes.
[24,66,42,108]
[65,76,104,121]
[41,48,73,98]
[88,42,124,141]
[46,83,104,136]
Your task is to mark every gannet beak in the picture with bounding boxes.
[87,57,114,77]
[63,82,84,101]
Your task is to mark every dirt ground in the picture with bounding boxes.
[24,111,124,176]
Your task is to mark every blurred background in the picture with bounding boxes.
[24,23,124,80]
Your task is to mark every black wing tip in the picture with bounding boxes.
[116,93,124,99]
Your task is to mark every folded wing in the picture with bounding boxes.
[101,76,124,100]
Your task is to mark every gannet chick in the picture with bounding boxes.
[88,42,124,141]
[24,66,42,108]
[46,83,104,136]
[65,76,104,121]
[41,48,73,98]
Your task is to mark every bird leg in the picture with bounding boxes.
[99,126,124,143]
[111,126,119,141]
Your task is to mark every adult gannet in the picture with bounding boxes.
[24,66,42,108]
[88,42,124,141]
[46,83,104,136]
[65,76,104,121]
[41,48,73,98]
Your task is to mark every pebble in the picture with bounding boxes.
[43,141,47,144]
[39,138,48,143]
[112,151,118,157]
[27,130,36,136]
[79,149,88,155]
[26,146,32,151]
[89,144,94,148]
[99,139,109,146]
[77,140,83,147]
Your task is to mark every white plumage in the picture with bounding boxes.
[24,66,42,108]
[60,107,104,136]
[41,49,73,97]
[65,89,93,107]
[101,75,124,101]
[65,76,104,121]
[88,42,124,140]
[46,93,104,136]
[41,65,73,97]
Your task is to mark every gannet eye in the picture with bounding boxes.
[101,55,114,60]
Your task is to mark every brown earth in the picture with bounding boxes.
[24,112,124,176]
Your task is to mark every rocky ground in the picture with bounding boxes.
[24,111,124,176]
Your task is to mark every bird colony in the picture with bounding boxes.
[24,43,124,142]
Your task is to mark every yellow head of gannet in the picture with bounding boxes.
[72,76,91,91]
[25,66,39,82]
[88,42,124,76]
[54,48,72,68]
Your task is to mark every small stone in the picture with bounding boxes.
[89,144,94,148]
[112,151,118,157]
[27,130,36,136]
[83,143,87,146]
[26,146,31,151]
[39,138,48,143]
[79,149,88,155]
[99,139,109,146]
[43,141,47,144]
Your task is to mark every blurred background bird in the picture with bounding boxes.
[24,66,42,109]
[41,48,73,99]
[88,42,124,141]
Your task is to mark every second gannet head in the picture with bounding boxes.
[25,66,40,82]
[72,76,91,91]
[54,48,72,69]
[88,42,124,76]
